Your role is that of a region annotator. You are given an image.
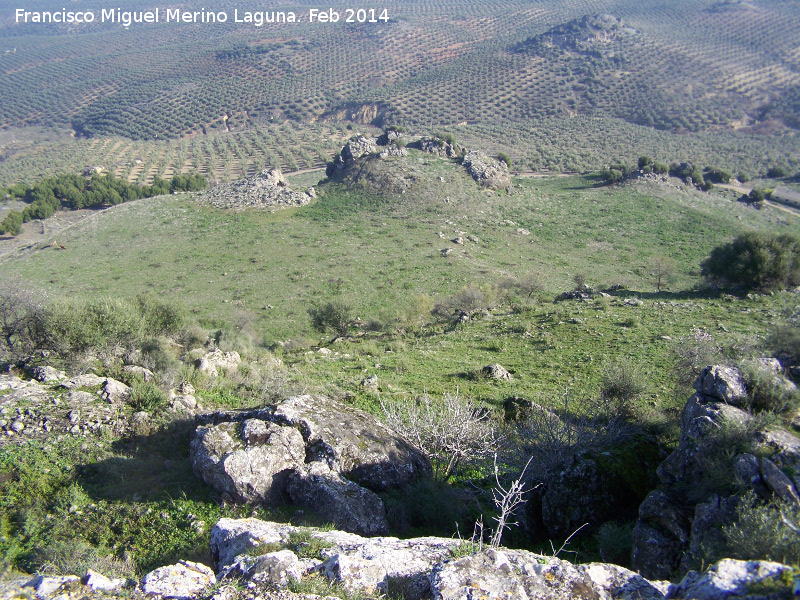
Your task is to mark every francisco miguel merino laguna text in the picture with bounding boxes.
[14,7,391,27]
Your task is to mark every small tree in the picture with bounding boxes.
[308,301,353,338]
[498,152,512,169]
[650,254,677,292]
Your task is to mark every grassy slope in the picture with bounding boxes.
[1,150,798,411]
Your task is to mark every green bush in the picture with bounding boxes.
[600,360,646,408]
[701,232,800,290]
[739,361,800,414]
[703,490,800,566]
[597,521,634,567]
[767,322,800,365]
[0,210,23,236]
[652,162,668,175]
[308,301,353,337]
[129,380,168,412]
[498,152,512,169]
[135,293,188,336]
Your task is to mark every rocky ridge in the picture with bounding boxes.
[6,519,797,600]
[195,168,315,211]
[632,363,800,580]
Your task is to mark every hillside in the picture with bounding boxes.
[2,0,800,185]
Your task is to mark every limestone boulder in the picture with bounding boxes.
[190,419,305,504]
[692,365,748,406]
[286,461,389,536]
[197,349,241,376]
[141,560,216,599]
[272,394,432,491]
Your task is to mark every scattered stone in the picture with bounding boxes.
[142,560,216,599]
[195,168,314,211]
[123,365,155,382]
[198,350,241,376]
[361,374,378,390]
[10,419,24,432]
[441,248,453,257]
[481,363,512,381]
[451,236,464,245]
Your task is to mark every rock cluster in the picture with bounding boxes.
[0,372,140,445]
[632,364,800,580]
[461,150,513,190]
[195,168,314,211]
[190,394,431,535]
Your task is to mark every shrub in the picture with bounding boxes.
[597,521,634,567]
[380,392,499,479]
[700,232,800,290]
[767,166,788,179]
[308,301,353,338]
[0,210,23,236]
[637,156,653,169]
[766,322,800,365]
[652,162,668,175]
[135,293,188,337]
[129,380,168,412]
[600,360,646,409]
[702,490,800,566]
[498,152,512,169]
[0,283,45,360]
[739,361,800,414]
[382,478,481,536]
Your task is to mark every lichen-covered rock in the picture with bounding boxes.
[190,419,305,504]
[142,560,216,599]
[22,574,81,599]
[667,559,795,600]
[461,150,512,190]
[61,373,106,389]
[101,377,130,403]
[82,569,126,592]
[430,549,666,600]
[272,394,432,491]
[692,365,748,405]
[286,461,389,536]
[27,365,66,383]
[123,365,155,382]
[227,549,305,586]
[481,363,512,381]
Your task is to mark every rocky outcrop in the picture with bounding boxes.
[205,519,797,600]
[141,560,216,599]
[461,150,513,190]
[190,394,430,534]
[632,364,800,580]
[9,519,798,600]
[412,138,462,158]
[195,168,314,211]
[0,373,142,445]
[197,349,240,376]
[286,461,388,536]
[327,136,379,177]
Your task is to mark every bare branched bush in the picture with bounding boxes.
[514,390,637,484]
[490,455,533,548]
[381,391,500,479]
[0,283,46,361]
[432,285,498,319]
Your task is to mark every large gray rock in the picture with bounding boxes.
[286,461,389,536]
[211,518,460,597]
[101,377,130,403]
[692,365,748,406]
[461,150,512,190]
[667,559,794,600]
[142,560,215,598]
[271,394,432,491]
[27,365,66,383]
[430,549,667,600]
[191,419,305,504]
[61,373,106,389]
[481,363,512,381]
